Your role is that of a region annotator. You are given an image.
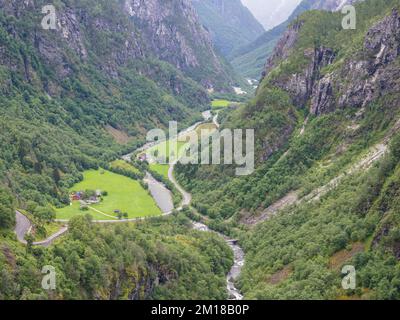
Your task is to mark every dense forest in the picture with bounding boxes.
[0,206,232,299]
[0,0,237,300]
[2,0,400,301]
[176,0,400,299]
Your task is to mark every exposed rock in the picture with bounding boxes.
[310,73,336,115]
[338,9,400,110]
[261,8,400,116]
[262,20,303,78]
[270,45,336,111]
[125,0,234,90]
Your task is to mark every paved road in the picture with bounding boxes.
[15,211,32,243]
[168,162,192,209]
[32,226,69,247]
[15,211,68,246]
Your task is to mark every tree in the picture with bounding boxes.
[34,206,56,223]
[390,133,400,159]
[26,201,38,214]
[0,189,15,229]
[25,234,34,251]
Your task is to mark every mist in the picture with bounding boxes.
[241,0,302,30]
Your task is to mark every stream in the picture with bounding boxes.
[124,110,245,300]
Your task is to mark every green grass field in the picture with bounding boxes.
[195,123,218,136]
[146,140,188,162]
[56,170,161,220]
[110,159,140,174]
[211,99,231,110]
[149,163,170,180]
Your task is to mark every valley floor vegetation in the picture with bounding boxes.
[56,170,161,221]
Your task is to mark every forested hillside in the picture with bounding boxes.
[0,211,232,300]
[0,0,237,300]
[191,0,265,56]
[176,0,400,299]
[2,0,400,302]
[128,0,238,91]
[0,0,236,208]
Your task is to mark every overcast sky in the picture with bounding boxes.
[241,0,302,30]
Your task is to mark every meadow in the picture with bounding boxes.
[195,123,218,136]
[211,99,231,110]
[146,140,188,163]
[149,163,170,180]
[56,170,161,220]
[110,159,140,174]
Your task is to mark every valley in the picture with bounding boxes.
[14,105,246,300]
[1,0,400,303]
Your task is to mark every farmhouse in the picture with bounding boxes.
[70,190,102,204]
[138,153,147,162]
[70,191,83,201]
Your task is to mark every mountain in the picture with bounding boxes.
[0,0,236,300]
[0,0,241,208]
[230,0,360,79]
[128,0,237,91]
[241,0,302,30]
[176,0,400,299]
[191,0,265,57]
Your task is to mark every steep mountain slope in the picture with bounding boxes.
[0,0,236,300]
[230,0,360,78]
[191,0,265,57]
[175,0,400,299]
[0,0,237,207]
[127,0,237,91]
[0,211,232,300]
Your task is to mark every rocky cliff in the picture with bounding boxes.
[231,0,361,78]
[125,0,236,91]
[261,5,400,116]
[0,0,235,96]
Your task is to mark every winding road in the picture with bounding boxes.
[15,211,68,247]
[14,109,245,299]
[148,112,245,300]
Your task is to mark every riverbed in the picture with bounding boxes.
[125,110,245,300]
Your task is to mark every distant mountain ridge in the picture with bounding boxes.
[242,0,302,31]
[230,0,361,79]
[191,0,265,57]
[126,0,237,91]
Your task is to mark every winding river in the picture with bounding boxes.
[125,111,245,300]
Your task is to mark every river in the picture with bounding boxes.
[124,110,245,300]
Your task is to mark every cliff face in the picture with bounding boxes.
[336,9,400,111]
[125,0,235,90]
[230,0,361,79]
[191,0,265,57]
[0,0,234,96]
[261,7,400,116]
